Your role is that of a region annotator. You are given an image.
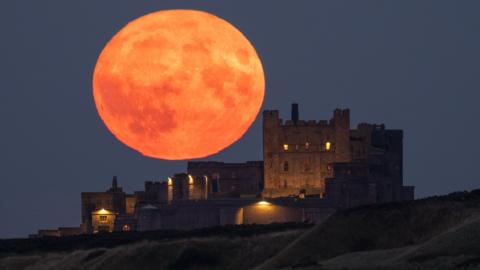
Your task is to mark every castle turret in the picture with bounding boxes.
[333,109,351,162]
[263,110,281,197]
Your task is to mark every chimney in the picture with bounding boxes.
[112,176,118,190]
[291,103,299,124]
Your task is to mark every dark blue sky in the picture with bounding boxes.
[1,1,479,238]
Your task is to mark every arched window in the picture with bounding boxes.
[283,161,289,172]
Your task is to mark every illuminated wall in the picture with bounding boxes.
[125,195,136,215]
[91,209,116,233]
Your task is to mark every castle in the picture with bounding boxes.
[33,105,414,236]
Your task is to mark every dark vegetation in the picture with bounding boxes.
[311,189,480,260]
[168,247,220,269]
[0,222,312,258]
[263,189,480,269]
[456,256,480,268]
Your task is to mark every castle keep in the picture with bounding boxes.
[33,105,414,236]
[263,105,351,198]
[263,104,411,204]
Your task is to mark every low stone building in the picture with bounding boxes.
[81,177,136,234]
[135,198,335,231]
[32,227,83,238]
[187,161,263,198]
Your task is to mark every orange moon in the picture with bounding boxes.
[93,10,265,160]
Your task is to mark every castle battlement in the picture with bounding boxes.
[263,105,350,128]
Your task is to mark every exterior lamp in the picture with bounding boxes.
[188,175,194,185]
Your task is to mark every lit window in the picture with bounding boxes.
[325,141,331,151]
[283,144,289,151]
[305,142,310,150]
[99,215,107,222]
[122,224,130,231]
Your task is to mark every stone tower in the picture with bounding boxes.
[263,104,352,198]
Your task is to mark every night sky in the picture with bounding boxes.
[1,1,479,238]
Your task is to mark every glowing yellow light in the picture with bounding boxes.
[257,200,271,206]
[325,141,331,151]
[167,177,173,186]
[283,144,289,151]
[188,175,194,185]
[98,208,109,214]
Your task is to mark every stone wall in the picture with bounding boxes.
[136,199,334,231]
[188,161,263,197]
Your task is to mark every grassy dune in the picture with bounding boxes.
[0,231,305,270]
[3,190,480,269]
[317,216,480,270]
[258,190,480,269]
[0,224,310,270]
